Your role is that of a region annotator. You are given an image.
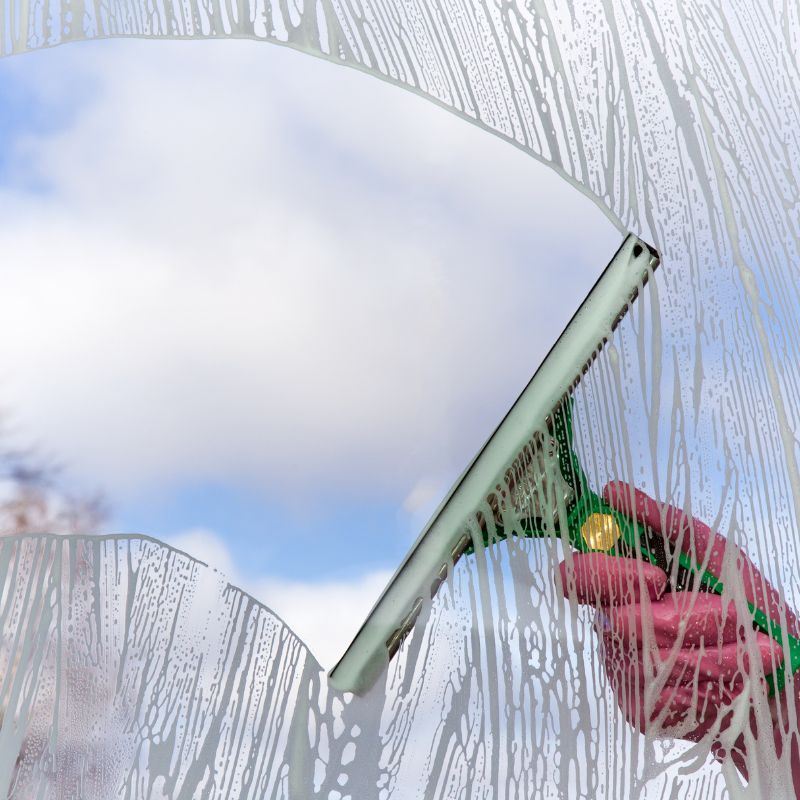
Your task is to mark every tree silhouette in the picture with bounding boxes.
[0,420,108,536]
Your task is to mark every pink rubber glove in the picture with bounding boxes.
[557,482,798,779]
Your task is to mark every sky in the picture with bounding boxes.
[0,37,619,667]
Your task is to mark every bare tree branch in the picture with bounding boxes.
[0,419,108,536]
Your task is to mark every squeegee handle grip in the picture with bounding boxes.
[615,507,800,696]
[672,549,800,695]
[556,402,799,694]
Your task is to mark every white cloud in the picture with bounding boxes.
[167,527,240,576]
[252,571,391,671]
[402,477,443,514]
[0,39,619,503]
[166,526,390,669]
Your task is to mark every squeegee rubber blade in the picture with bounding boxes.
[328,233,660,695]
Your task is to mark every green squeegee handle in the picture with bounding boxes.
[551,402,800,696]
[564,493,800,695]
[477,400,800,695]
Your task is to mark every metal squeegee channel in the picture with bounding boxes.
[328,233,660,695]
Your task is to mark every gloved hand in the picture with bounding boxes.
[556,481,797,779]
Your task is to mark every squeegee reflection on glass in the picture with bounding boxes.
[328,235,800,753]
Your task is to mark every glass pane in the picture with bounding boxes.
[2,3,800,798]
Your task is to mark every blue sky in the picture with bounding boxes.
[0,38,619,664]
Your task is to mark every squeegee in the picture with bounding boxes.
[328,234,800,696]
